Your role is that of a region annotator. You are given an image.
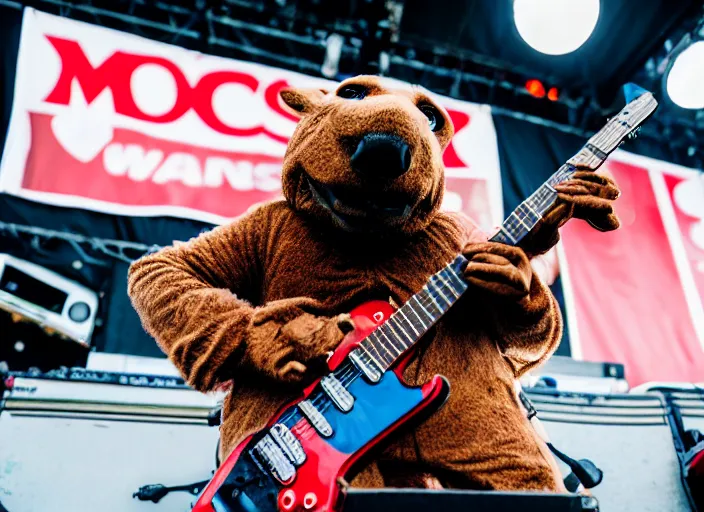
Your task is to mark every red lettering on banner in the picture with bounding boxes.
[443,109,470,168]
[45,36,193,123]
[191,71,262,137]
[42,36,474,156]
[43,36,290,142]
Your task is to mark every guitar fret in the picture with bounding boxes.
[368,331,397,360]
[386,317,412,351]
[364,338,393,368]
[377,328,403,355]
[366,332,392,366]
[412,294,435,322]
[436,271,460,299]
[398,309,420,337]
[513,210,533,230]
[376,336,397,366]
[525,200,540,217]
[422,285,444,314]
[585,143,607,161]
[407,299,429,329]
[358,341,385,370]
[499,226,517,244]
[443,267,466,293]
[429,279,452,306]
[354,345,379,374]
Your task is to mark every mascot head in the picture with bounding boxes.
[279,75,454,236]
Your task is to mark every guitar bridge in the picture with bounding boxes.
[251,434,296,484]
[270,423,306,466]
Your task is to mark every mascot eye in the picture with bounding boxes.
[337,85,367,100]
[419,104,444,132]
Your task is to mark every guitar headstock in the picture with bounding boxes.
[567,83,659,171]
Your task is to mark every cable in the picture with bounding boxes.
[0,221,163,264]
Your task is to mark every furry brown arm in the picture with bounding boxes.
[128,206,351,391]
[127,211,263,392]
[491,275,562,378]
[462,242,562,378]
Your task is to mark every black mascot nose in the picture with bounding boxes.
[350,133,411,180]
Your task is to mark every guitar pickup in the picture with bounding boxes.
[270,423,306,466]
[349,348,382,383]
[321,374,354,412]
[251,434,296,484]
[299,400,333,438]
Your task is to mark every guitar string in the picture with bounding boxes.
[306,149,598,410]
[279,240,516,425]
[271,267,469,430]
[304,268,466,412]
[302,161,581,413]
[275,274,462,425]
[314,107,648,393]
[271,98,655,440]
[278,271,460,423]
[297,112,644,415]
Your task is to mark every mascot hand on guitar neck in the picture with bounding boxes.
[128,76,620,499]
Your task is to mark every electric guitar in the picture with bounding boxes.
[192,84,658,512]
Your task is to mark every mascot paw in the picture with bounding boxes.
[248,298,354,384]
[521,168,621,257]
[462,242,532,299]
[554,169,621,232]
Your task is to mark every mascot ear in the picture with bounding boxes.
[279,88,328,117]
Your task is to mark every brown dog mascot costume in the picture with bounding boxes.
[128,75,620,492]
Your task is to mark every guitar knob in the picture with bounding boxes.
[280,489,297,511]
[303,492,318,510]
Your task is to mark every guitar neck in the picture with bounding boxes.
[352,88,658,373]
[491,89,657,247]
[354,256,468,373]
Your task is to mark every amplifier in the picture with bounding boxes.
[341,489,598,512]
[0,254,98,345]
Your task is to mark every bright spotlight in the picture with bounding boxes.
[665,39,704,109]
[514,0,600,56]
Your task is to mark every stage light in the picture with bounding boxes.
[525,79,546,98]
[665,38,704,110]
[514,0,600,56]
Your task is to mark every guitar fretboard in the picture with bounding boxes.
[491,90,657,246]
[352,89,657,373]
[352,256,468,372]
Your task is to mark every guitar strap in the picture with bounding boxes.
[517,389,603,492]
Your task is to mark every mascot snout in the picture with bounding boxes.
[350,133,412,180]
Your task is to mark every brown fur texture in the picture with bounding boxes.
[128,75,620,492]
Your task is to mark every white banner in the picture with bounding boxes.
[0,8,503,228]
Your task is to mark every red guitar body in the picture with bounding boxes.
[192,300,450,512]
